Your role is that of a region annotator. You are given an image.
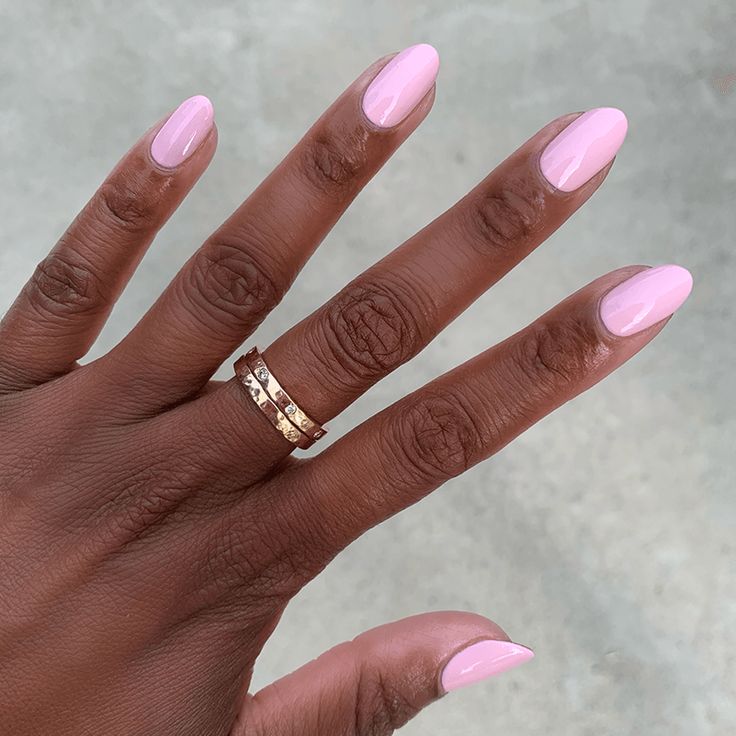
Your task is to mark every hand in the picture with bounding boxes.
[0,45,691,735]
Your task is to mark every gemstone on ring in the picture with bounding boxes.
[284,403,296,415]
[256,367,269,382]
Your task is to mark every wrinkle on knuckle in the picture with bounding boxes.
[27,251,104,318]
[515,316,607,392]
[320,278,424,384]
[79,443,212,548]
[110,483,189,543]
[183,235,284,328]
[466,179,544,254]
[301,127,368,196]
[87,466,196,549]
[393,392,482,483]
[96,177,159,233]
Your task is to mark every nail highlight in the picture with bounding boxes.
[540,107,628,191]
[362,44,440,128]
[600,265,693,337]
[150,95,214,168]
[441,640,534,693]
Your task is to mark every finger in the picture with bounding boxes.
[188,107,628,477]
[106,44,440,409]
[238,611,533,736]
[0,95,216,393]
[273,265,693,567]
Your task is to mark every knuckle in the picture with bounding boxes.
[183,235,285,328]
[301,126,368,195]
[27,251,104,317]
[514,315,605,392]
[87,460,195,548]
[466,179,544,254]
[111,482,190,542]
[104,492,180,548]
[96,177,159,233]
[353,665,420,736]
[392,391,482,482]
[320,278,424,384]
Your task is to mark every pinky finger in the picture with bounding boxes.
[240,611,533,736]
[0,95,216,392]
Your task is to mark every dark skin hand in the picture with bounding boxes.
[0,48,690,735]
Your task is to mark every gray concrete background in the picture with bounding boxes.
[1,1,734,734]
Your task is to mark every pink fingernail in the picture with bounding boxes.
[441,640,534,693]
[540,107,628,191]
[362,44,440,128]
[600,265,693,337]
[150,95,214,169]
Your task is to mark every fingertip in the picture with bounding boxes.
[189,93,215,119]
[369,610,510,644]
[409,42,440,74]
[540,106,628,192]
[600,264,694,338]
[362,42,441,128]
[150,94,215,169]
[440,639,535,694]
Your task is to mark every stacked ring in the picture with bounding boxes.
[234,348,326,450]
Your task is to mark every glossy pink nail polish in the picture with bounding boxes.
[540,107,628,191]
[150,95,214,168]
[600,265,693,337]
[441,640,534,693]
[362,44,440,128]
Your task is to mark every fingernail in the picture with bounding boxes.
[540,107,628,191]
[441,640,534,693]
[362,44,440,128]
[600,265,693,337]
[150,95,214,168]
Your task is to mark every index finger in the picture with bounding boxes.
[274,265,693,574]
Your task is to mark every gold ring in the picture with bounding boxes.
[243,347,326,442]
[233,348,325,449]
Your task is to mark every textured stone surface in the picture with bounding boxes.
[1,2,734,734]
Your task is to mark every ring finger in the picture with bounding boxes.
[181,106,629,476]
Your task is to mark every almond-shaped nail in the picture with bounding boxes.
[362,44,439,128]
[150,95,214,169]
[600,265,693,337]
[441,640,534,693]
[540,107,628,191]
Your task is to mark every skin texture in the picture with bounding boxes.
[0,51,683,735]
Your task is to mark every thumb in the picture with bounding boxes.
[236,611,534,736]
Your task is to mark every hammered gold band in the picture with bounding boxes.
[243,347,325,442]
[233,348,326,449]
